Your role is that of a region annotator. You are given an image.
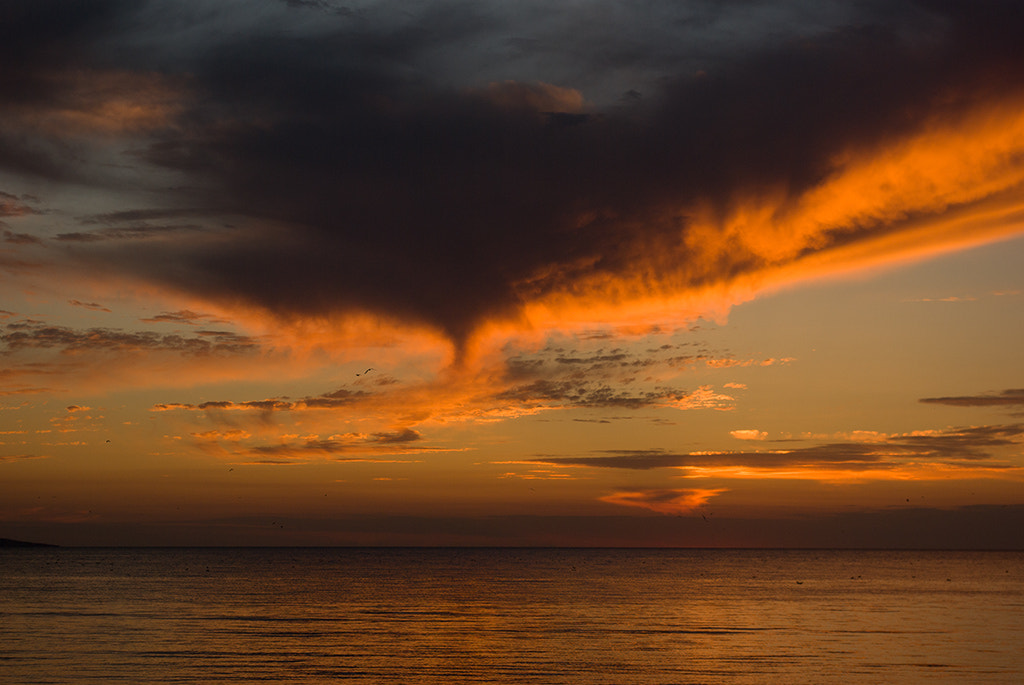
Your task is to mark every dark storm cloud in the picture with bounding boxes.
[7,1,1024,348]
[536,424,1024,470]
[920,389,1024,407]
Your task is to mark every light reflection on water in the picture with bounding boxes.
[2,548,1022,683]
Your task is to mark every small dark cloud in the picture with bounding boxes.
[920,389,1024,407]
[52,232,106,243]
[300,389,372,409]
[370,428,421,444]
[492,379,691,410]
[196,400,233,410]
[76,208,208,226]
[249,429,424,457]
[68,300,112,313]
[139,310,230,325]
[2,230,42,245]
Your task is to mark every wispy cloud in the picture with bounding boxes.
[0,453,49,463]
[528,424,1024,478]
[68,300,112,313]
[1,320,258,356]
[201,428,438,464]
[139,310,231,325]
[599,488,728,515]
[920,389,1024,407]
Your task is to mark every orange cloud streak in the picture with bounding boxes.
[514,99,1024,338]
[600,488,728,515]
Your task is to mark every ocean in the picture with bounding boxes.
[2,548,1021,683]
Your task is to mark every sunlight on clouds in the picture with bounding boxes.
[682,463,1024,485]
[730,429,768,441]
[3,1,1024,546]
[600,488,728,515]
[507,101,1024,342]
[5,69,188,137]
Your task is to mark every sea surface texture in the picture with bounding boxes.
[2,548,1021,683]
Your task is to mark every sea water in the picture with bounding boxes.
[2,548,1021,683]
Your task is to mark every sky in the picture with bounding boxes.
[1,0,1023,547]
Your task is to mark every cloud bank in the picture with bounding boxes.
[3,1,1024,354]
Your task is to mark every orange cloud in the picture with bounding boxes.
[731,429,768,441]
[600,488,728,515]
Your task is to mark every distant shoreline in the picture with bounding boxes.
[0,538,59,548]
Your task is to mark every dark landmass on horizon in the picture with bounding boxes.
[0,538,59,548]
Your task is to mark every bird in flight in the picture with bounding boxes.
[356,368,374,376]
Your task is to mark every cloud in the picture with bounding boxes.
[705,358,795,369]
[0,319,258,356]
[2,229,43,245]
[138,310,230,325]
[278,0,354,16]
[0,454,49,463]
[3,1,1020,354]
[54,224,205,242]
[242,429,432,461]
[920,389,1024,407]
[731,429,768,441]
[491,379,703,411]
[68,300,112,313]
[531,424,1024,474]
[0,191,40,218]
[143,331,744,434]
[599,488,728,515]
[902,296,977,303]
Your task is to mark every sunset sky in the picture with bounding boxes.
[2,0,1023,547]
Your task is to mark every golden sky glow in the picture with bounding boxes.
[2,0,1023,547]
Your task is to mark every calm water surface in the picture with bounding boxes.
[2,548,1022,683]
